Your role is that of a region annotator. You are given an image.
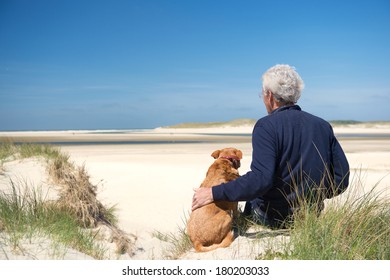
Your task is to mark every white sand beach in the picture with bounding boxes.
[0,124,389,259]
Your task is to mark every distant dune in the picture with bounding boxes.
[329,120,390,127]
[162,119,257,128]
[162,119,390,129]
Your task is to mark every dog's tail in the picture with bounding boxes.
[194,231,234,253]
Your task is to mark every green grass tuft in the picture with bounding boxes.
[284,189,390,259]
[0,180,106,259]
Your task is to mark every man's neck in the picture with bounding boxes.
[270,104,299,114]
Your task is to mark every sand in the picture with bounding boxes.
[0,125,389,259]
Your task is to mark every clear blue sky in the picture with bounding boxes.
[1,0,389,130]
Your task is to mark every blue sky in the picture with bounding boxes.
[1,0,389,130]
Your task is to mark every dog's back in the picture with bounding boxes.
[187,148,242,252]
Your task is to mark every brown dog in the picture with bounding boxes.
[187,147,242,252]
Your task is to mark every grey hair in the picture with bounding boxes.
[262,64,304,104]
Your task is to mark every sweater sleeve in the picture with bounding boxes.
[328,135,350,198]
[212,122,276,202]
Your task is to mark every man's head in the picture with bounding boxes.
[261,64,304,113]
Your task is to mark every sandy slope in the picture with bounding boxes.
[0,126,389,259]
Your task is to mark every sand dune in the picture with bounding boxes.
[0,125,389,259]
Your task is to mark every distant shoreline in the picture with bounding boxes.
[1,120,390,133]
[1,120,390,146]
[1,130,390,146]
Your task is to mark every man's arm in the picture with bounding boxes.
[328,136,350,198]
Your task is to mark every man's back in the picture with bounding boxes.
[252,105,349,220]
[212,105,349,223]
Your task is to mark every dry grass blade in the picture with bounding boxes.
[51,163,103,228]
[47,154,136,256]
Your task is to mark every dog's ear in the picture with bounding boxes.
[235,149,243,160]
[211,150,220,159]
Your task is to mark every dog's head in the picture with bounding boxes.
[211,147,243,169]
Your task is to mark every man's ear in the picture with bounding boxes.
[211,150,220,159]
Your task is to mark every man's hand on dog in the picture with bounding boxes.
[192,187,213,211]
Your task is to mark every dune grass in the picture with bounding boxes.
[152,214,192,260]
[0,141,135,259]
[160,176,389,260]
[254,174,390,260]
[282,187,390,260]
[0,179,106,259]
[0,140,62,161]
[152,227,192,260]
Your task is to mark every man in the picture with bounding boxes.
[192,64,350,228]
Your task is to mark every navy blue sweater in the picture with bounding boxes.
[212,105,350,219]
